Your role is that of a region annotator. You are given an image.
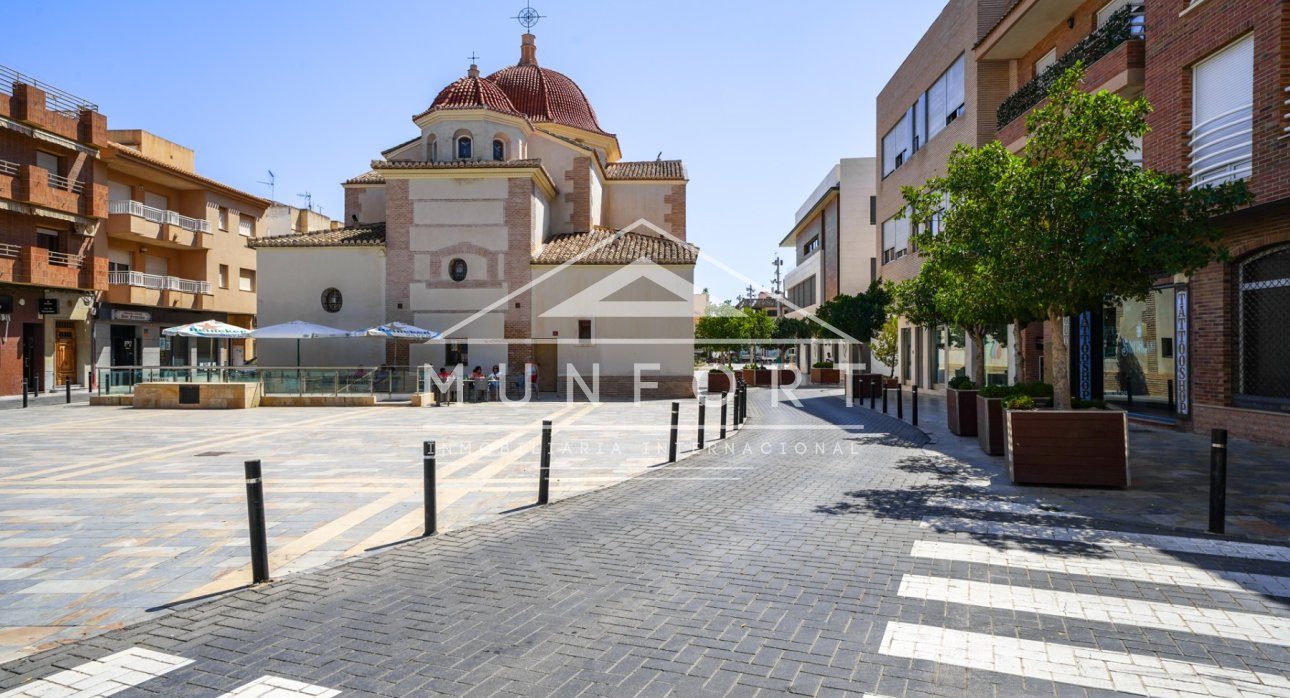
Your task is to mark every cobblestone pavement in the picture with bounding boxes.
[0,397,713,663]
[1,388,1288,696]
[884,389,1290,542]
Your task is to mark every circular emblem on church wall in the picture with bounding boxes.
[449,258,468,282]
[321,287,343,313]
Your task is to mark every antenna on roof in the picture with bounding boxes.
[656,151,663,161]
[297,191,314,213]
[257,170,275,200]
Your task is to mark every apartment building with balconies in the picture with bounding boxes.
[874,0,1014,389]
[98,130,269,369]
[0,65,108,396]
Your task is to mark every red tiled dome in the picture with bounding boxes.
[418,67,524,120]
[486,35,608,135]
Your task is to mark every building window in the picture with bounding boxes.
[1236,245,1290,410]
[1035,48,1057,78]
[430,139,438,161]
[449,258,467,282]
[802,236,820,256]
[787,276,817,308]
[218,264,228,289]
[493,139,505,161]
[1191,33,1253,188]
[882,111,911,178]
[881,212,911,264]
[578,319,592,343]
[321,287,343,313]
[238,214,254,237]
[36,150,61,177]
[238,268,255,292]
[218,207,228,231]
[883,53,964,178]
[457,136,472,159]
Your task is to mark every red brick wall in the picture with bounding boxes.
[0,286,43,395]
[663,184,686,241]
[506,178,534,371]
[383,178,412,324]
[564,157,591,231]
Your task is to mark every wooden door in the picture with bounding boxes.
[54,323,76,385]
[533,343,557,393]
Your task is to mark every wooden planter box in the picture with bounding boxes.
[1005,410,1130,487]
[810,367,840,384]
[884,378,900,388]
[946,388,979,436]
[852,373,882,400]
[976,396,1006,455]
[707,372,733,393]
[753,369,773,385]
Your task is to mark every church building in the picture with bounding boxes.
[253,31,699,398]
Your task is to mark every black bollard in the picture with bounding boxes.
[733,388,741,430]
[1125,380,1133,407]
[912,385,919,426]
[65,379,70,404]
[21,379,27,409]
[423,441,437,536]
[720,391,728,439]
[1208,429,1227,534]
[882,386,888,414]
[741,385,747,423]
[537,420,552,505]
[243,460,270,584]
[1167,379,1175,413]
[869,380,876,410]
[697,399,706,450]
[897,386,904,420]
[668,401,679,463]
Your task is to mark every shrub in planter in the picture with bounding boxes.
[946,376,980,436]
[707,368,734,393]
[1004,394,1129,487]
[810,361,841,384]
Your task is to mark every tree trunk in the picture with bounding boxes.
[1011,321,1026,385]
[1047,310,1071,409]
[967,328,985,386]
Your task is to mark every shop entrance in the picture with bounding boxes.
[22,323,41,392]
[54,321,76,386]
[111,324,138,366]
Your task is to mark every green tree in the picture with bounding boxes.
[814,280,890,344]
[870,316,899,378]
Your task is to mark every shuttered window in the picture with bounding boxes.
[1191,33,1253,188]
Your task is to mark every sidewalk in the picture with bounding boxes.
[847,387,1290,543]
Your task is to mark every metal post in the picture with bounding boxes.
[697,399,706,450]
[423,441,437,536]
[1208,429,1227,534]
[869,380,876,410]
[1167,379,1175,413]
[21,379,27,408]
[912,385,919,426]
[720,391,728,439]
[243,460,270,584]
[537,420,552,505]
[65,378,70,404]
[1125,380,1133,407]
[897,386,904,420]
[668,401,679,463]
[882,386,888,414]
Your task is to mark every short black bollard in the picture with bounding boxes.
[733,388,741,430]
[897,386,904,420]
[882,386,888,414]
[697,399,706,450]
[423,441,437,536]
[912,385,919,426]
[720,391,728,439]
[740,385,747,423]
[1208,429,1227,534]
[243,460,270,584]
[668,401,680,463]
[1125,381,1133,407]
[537,420,552,505]
[21,379,27,409]
[1167,379,1175,413]
[869,381,876,410]
[65,379,70,404]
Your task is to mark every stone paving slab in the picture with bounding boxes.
[0,397,721,663]
[0,388,1286,696]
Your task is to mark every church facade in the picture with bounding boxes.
[253,33,698,398]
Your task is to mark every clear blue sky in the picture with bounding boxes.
[7,0,947,303]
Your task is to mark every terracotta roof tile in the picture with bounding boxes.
[380,136,421,158]
[605,160,687,181]
[371,158,544,170]
[250,222,386,248]
[415,72,525,121]
[533,228,698,265]
[343,170,385,185]
[486,64,609,135]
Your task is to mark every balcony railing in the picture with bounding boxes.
[0,64,99,116]
[996,4,1145,130]
[0,243,19,258]
[0,159,18,177]
[109,269,211,295]
[46,171,84,194]
[108,199,211,234]
[1189,104,1253,189]
[46,250,84,268]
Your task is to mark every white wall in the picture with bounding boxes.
[838,157,877,294]
[255,247,386,366]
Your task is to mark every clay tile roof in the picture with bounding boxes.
[486,64,609,135]
[250,222,386,249]
[532,228,698,265]
[343,170,385,185]
[415,72,525,121]
[370,158,544,170]
[605,160,687,181]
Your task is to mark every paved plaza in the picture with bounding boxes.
[1,387,1288,696]
[0,397,716,663]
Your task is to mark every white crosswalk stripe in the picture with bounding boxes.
[898,574,1290,646]
[0,648,192,697]
[219,675,340,697]
[921,515,1290,563]
[910,540,1290,598]
[880,622,1290,697]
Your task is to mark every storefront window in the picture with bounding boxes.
[935,326,966,384]
[983,331,1008,386]
[1236,245,1290,410]
[1104,287,1176,410]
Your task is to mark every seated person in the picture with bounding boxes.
[470,366,486,380]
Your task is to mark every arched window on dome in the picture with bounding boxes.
[456,136,472,160]
[425,135,436,162]
[493,139,505,161]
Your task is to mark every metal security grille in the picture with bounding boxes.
[1236,245,1290,411]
